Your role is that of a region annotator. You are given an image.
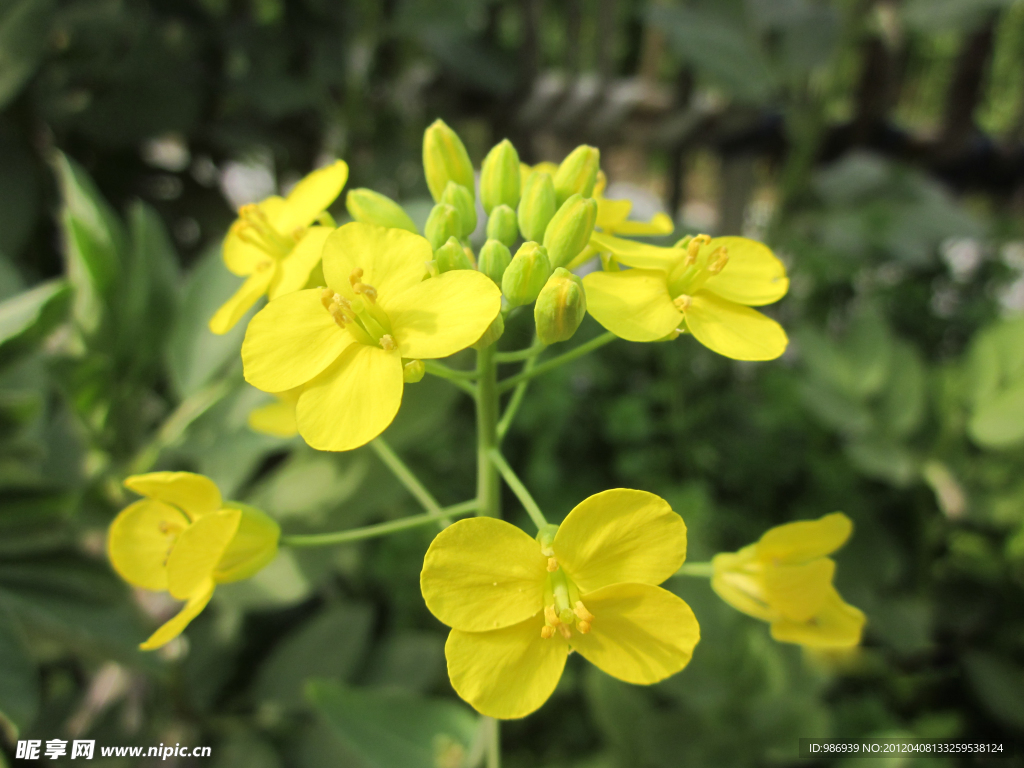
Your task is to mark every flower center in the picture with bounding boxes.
[667,233,729,301]
[235,203,300,259]
[540,559,595,640]
[157,519,188,566]
[320,268,396,351]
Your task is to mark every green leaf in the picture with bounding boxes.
[306,679,480,768]
[844,438,920,488]
[880,341,926,439]
[0,0,55,110]
[965,316,1024,448]
[964,652,1024,730]
[0,604,38,737]
[968,381,1024,449]
[366,631,445,694]
[0,280,70,364]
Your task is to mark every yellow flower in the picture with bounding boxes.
[711,512,865,648]
[107,472,280,650]
[582,233,789,360]
[420,489,700,719]
[247,388,300,438]
[210,160,349,335]
[592,170,674,239]
[241,222,501,451]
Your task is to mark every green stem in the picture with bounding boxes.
[370,439,446,525]
[496,354,537,441]
[487,448,547,530]
[494,340,546,362]
[497,331,616,393]
[486,717,500,768]
[423,360,477,379]
[475,344,501,518]
[674,561,714,578]
[281,500,477,547]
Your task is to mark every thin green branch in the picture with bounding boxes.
[370,438,445,522]
[496,353,538,441]
[674,561,714,578]
[496,331,616,393]
[486,717,500,768]
[487,448,547,530]
[424,361,478,396]
[494,340,546,363]
[423,360,478,379]
[281,500,477,548]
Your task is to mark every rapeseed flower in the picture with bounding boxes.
[711,512,865,648]
[592,171,674,239]
[420,489,700,719]
[108,472,279,650]
[210,160,348,334]
[242,222,501,451]
[247,388,300,438]
[583,233,789,360]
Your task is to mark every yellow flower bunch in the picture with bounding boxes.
[420,490,700,719]
[711,512,865,648]
[210,160,349,334]
[107,472,279,650]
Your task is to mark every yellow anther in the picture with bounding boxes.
[349,268,364,287]
[320,287,334,309]
[546,557,559,572]
[353,282,378,303]
[673,294,692,312]
[380,334,396,351]
[577,620,591,634]
[685,233,711,265]
[540,625,555,639]
[706,246,729,274]
[574,601,594,623]
[557,624,572,640]
[544,605,561,626]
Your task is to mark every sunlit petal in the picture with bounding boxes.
[124,472,223,519]
[166,509,241,600]
[608,212,674,237]
[770,588,866,648]
[273,160,349,234]
[322,222,432,301]
[589,232,682,270]
[268,226,332,300]
[208,267,273,335]
[701,236,788,306]
[139,579,215,651]
[755,513,853,564]
[684,292,788,361]
[107,500,189,591]
[583,269,681,342]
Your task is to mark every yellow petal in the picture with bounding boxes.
[124,472,223,519]
[166,509,242,600]
[683,292,788,361]
[322,222,432,303]
[445,616,568,719]
[242,288,355,393]
[248,396,299,437]
[214,504,280,583]
[268,226,332,300]
[756,512,853,564]
[553,489,687,593]
[583,269,681,342]
[222,196,286,275]
[295,343,404,451]
[421,517,548,633]
[769,588,866,648]
[701,237,788,306]
[139,579,215,651]
[107,500,189,591]
[609,212,674,237]
[569,583,699,685]
[273,160,349,235]
[596,198,632,230]
[589,232,682,270]
[762,558,835,622]
[710,546,773,621]
[388,271,502,359]
[208,266,273,335]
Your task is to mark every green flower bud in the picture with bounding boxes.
[534,267,587,345]
[478,238,512,285]
[403,359,425,383]
[345,188,418,233]
[502,242,552,307]
[553,145,600,206]
[423,118,475,202]
[517,171,556,242]
[473,312,504,350]
[480,139,521,214]
[213,503,280,583]
[486,204,519,247]
[543,193,598,269]
[435,236,474,273]
[425,203,462,251]
[441,181,477,237]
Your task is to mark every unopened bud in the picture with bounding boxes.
[543,193,597,269]
[403,359,425,383]
[213,503,280,583]
[424,203,462,251]
[501,241,551,307]
[517,171,556,243]
[473,312,504,350]
[553,145,600,206]
[486,204,518,246]
[534,268,587,345]
[423,119,475,202]
[441,181,477,237]
[478,239,512,285]
[345,188,419,233]
[435,236,474,273]
[480,139,521,214]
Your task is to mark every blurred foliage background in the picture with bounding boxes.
[2,0,1024,765]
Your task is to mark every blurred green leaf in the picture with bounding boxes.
[0,604,38,737]
[0,0,54,110]
[966,316,1024,448]
[964,652,1024,730]
[366,630,445,695]
[0,280,70,364]
[880,342,926,439]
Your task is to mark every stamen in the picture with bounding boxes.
[380,334,396,351]
[673,294,692,312]
[320,287,334,309]
[685,233,711,265]
[349,268,364,287]
[557,624,572,640]
[353,282,378,303]
[577,621,591,634]
[544,605,561,626]
[546,557,559,572]
[541,626,555,639]
[706,246,729,274]
[574,601,594,623]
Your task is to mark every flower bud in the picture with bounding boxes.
[486,204,518,247]
[553,145,599,206]
[534,268,587,345]
[403,359,425,383]
[424,203,462,251]
[502,242,552,307]
[441,181,477,237]
[435,236,474,273]
[213,503,280,583]
[478,238,512,285]
[543,193,598,269]
[345,188,418,233]
[423,118,475,202]
[517,171,556,242]
[480,139,521,214]
[473,312,504,350]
